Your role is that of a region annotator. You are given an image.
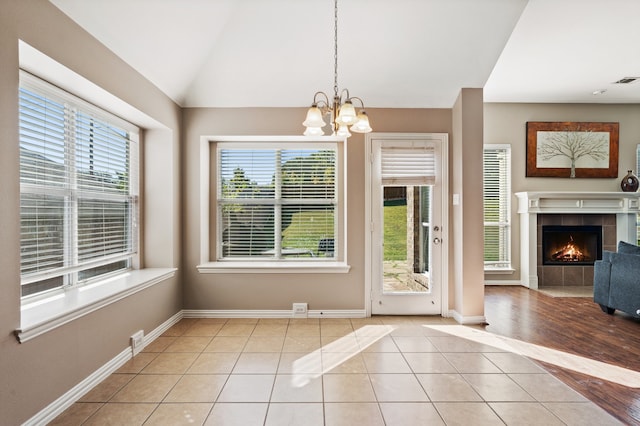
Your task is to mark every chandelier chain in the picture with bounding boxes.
[333,0,339,98]
[302,0,371,136]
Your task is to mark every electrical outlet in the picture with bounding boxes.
[130,330,144,355]
[292,302,308,318]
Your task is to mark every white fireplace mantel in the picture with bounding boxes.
[515,192,640,289]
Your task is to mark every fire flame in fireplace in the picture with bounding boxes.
[551,235,585,262]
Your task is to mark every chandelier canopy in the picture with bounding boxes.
[303,0,372,138]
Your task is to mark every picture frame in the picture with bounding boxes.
[526,121,619,178]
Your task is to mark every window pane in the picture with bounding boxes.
[281,150,335,199]
[221,204,274,256]
[20,193,65,275]
[21,276,64,298]
[76,112,131,194]
[282,205,335,256]
[220,149,275,199]
[483,146,511,267]
[79,260,129,281]
[483,150,508,222]
[217,145,338,260]
[78,199,131,262]
[19,88,66,187]
[484,225,509,261]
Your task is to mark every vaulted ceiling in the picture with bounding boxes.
[50,0,640,108]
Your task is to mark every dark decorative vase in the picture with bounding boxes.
[621,170,639,192]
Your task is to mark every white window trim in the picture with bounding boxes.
[19,71,140,295]
[197,262,350,274]
[16,268,176,343]
[197,135,350,274]
[483,143,512,272]
[16,43,174,342]
[484,266,515,274]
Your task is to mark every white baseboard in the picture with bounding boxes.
[23,307,369,425]
[484,280,522,286]
[24,311,183,426]
[141,311,184,349]
[183,309,293,318]
[23,347,131,426]
[449,310,487,325]
[183,309,367,319]
[309,309,366,318]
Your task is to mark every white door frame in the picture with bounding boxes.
[364,133,449,317]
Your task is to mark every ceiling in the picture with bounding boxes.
[49,0,640,109]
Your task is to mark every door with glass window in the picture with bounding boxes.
[369,135,447,315]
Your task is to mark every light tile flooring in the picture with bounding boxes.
[51,317,621,425]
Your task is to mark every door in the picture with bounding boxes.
[367,134,448,315]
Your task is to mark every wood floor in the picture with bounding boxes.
[484,286,640,425]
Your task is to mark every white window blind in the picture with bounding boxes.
[19,72,139,297]
[381,146,436,185]
[483,145,511,269]
[217,145,337,259]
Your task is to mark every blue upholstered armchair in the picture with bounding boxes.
[593,241,640,317]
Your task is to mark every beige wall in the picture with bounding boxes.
[451,89,486,320]
[182,107,454,311]
[484,103,640,283]
[0,1,182,424]
[0,2,491,423]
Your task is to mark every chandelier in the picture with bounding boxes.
[302,0,372,138]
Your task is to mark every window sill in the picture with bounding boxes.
[197,261,351,274]
[484,267,515,275]
[16,268,177,343]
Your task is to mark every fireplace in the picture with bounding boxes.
[536,215,612,286]
[542,225,602,266]
[515,192,640,289]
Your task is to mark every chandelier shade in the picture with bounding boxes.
[303,126,325,137]
[336,123,352,137]
[336,101,356,125]
[302,106,327,128]
[350,111,372,133]
[302,0,372,138]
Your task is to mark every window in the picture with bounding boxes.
[483,144,511,270]
[19,72,139,298]
[216,142,338,261]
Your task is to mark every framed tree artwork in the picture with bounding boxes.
[526,121,619,178]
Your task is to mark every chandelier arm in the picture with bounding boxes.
[313,91,331,108]
[349,96,366,109]
[339,88,351,103]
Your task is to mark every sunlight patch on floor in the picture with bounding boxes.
[291,325,396,387]
[425,325,640,388]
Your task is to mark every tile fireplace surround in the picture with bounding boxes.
[537,214,613,287]
[516,192,640,289]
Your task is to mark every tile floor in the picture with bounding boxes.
[51,316,622,425]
